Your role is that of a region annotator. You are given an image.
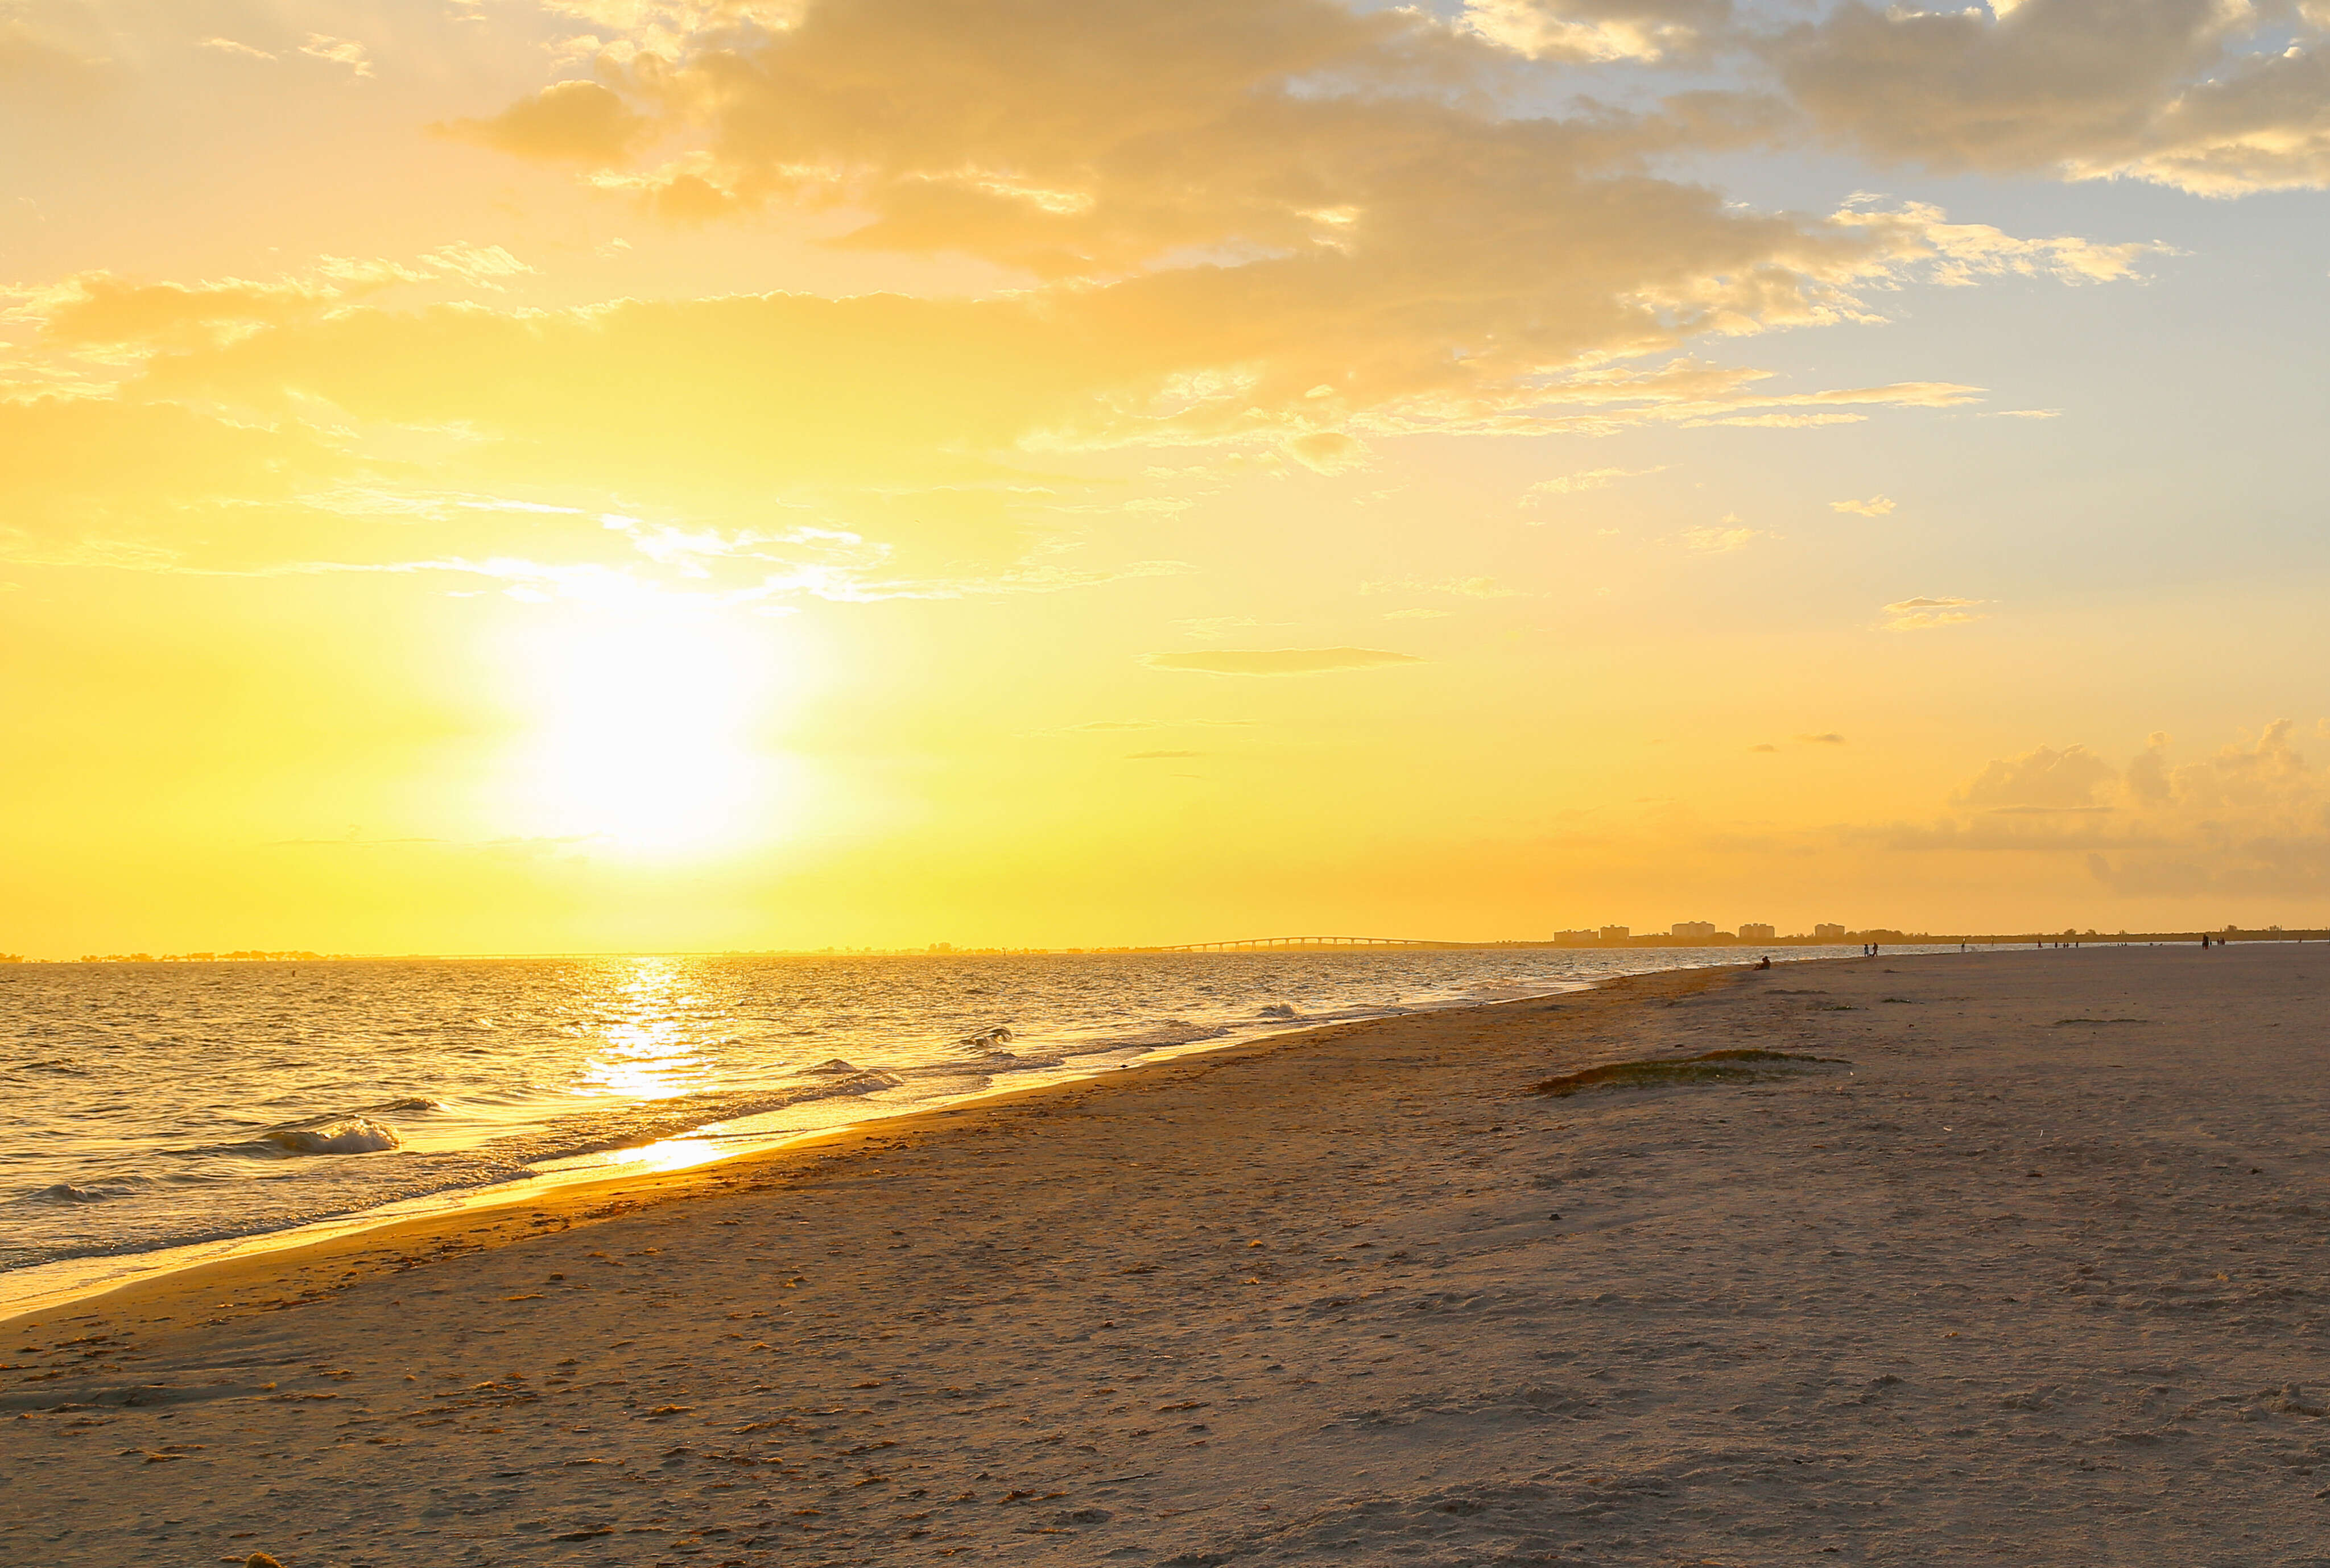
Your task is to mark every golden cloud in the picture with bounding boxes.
[0,0,2185,602]
[438,81,650,164]
[1879,595,1987,630]
[1893,723,2330,899]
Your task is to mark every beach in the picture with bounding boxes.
[5,944,2328,1565]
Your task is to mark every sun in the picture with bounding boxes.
[498,597,794,854]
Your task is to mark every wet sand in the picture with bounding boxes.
[6,945,2330,1566]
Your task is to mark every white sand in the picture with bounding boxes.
[6,945,2329,1565]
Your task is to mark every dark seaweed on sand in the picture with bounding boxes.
[1528,1048,1844,1098]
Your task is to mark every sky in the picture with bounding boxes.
[4,0,2330,955]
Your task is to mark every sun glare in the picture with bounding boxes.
[501,600,792,854]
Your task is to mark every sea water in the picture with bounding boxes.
[0,945,1977,1305]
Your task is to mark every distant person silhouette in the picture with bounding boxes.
[1756,956,1771,970]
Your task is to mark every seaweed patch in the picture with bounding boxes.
[1528,1049,1846,1098]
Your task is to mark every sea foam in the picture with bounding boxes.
[261,1115,403,1156]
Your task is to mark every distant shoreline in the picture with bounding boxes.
[6,930,2317,963]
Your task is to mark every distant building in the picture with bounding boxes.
[1812,922,1847,942]
[1737,922,1775,942]
[1554,929,1598,944]
[1670,920,1720,941]
[1599,925,1630,942]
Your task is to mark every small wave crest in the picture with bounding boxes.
[904,1048,1064,1079]
[1066,1019,1233,1052]
[261,1115,403,1156]
[483,1069,906,1166]
[23,1177,156,1205]
[1,1151,532,1272]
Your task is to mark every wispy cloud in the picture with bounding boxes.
[1879,596,1988,631]
[1830,495,1895,516]
[1523,465,1667,501]
[298,34,372,76]
[1679,524,1774,553]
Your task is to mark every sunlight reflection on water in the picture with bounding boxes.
[579,958,709,1100]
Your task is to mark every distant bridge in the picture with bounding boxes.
[1150,935,1472,952]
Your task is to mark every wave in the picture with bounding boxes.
[261,1115,403,1156]
[0,1150,532,1272]
[1063,1019,1234,1052]
[209,1098,445,1161]
[901,1048,1064,1079]
[481,1068,904,1166]
[24,1177,157,1205]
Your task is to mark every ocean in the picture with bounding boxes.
[0,944,1976,1307]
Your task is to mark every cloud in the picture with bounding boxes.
[438,81,650,164]
[1830,494,1895,516]
[1383,607,1455,619]
[1126,750,1205,759]
[1984,408,2064,419]
[1795,732,1846,745]
[1956,743,2118,810]
[1879,595,1987,630]
[1460,0,1725,64]
[1772,0,2330,196]
[298,34,373,77]
[1140,647,1426,676]
[1679,524,1772,552]
[1687,412,1865,428]
[199,38,276,61]
[1892,722,2330,899]
[1747,743,1778,752]
[18,247,538,353]
[1523,465,1668,501]
[31,272,341,350]
[1284,431,1369,474]
[3,0,2174,599]
[1831,200,2160,286]
[415,243,535,289]
[431,0,2147,448]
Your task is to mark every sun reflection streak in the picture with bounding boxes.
[577,958,708,1101]
[602,1136,726,1173]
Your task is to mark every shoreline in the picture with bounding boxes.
[11,944,2328,1565]
[0,971,1638,1334]
[4,943,1946,1320]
